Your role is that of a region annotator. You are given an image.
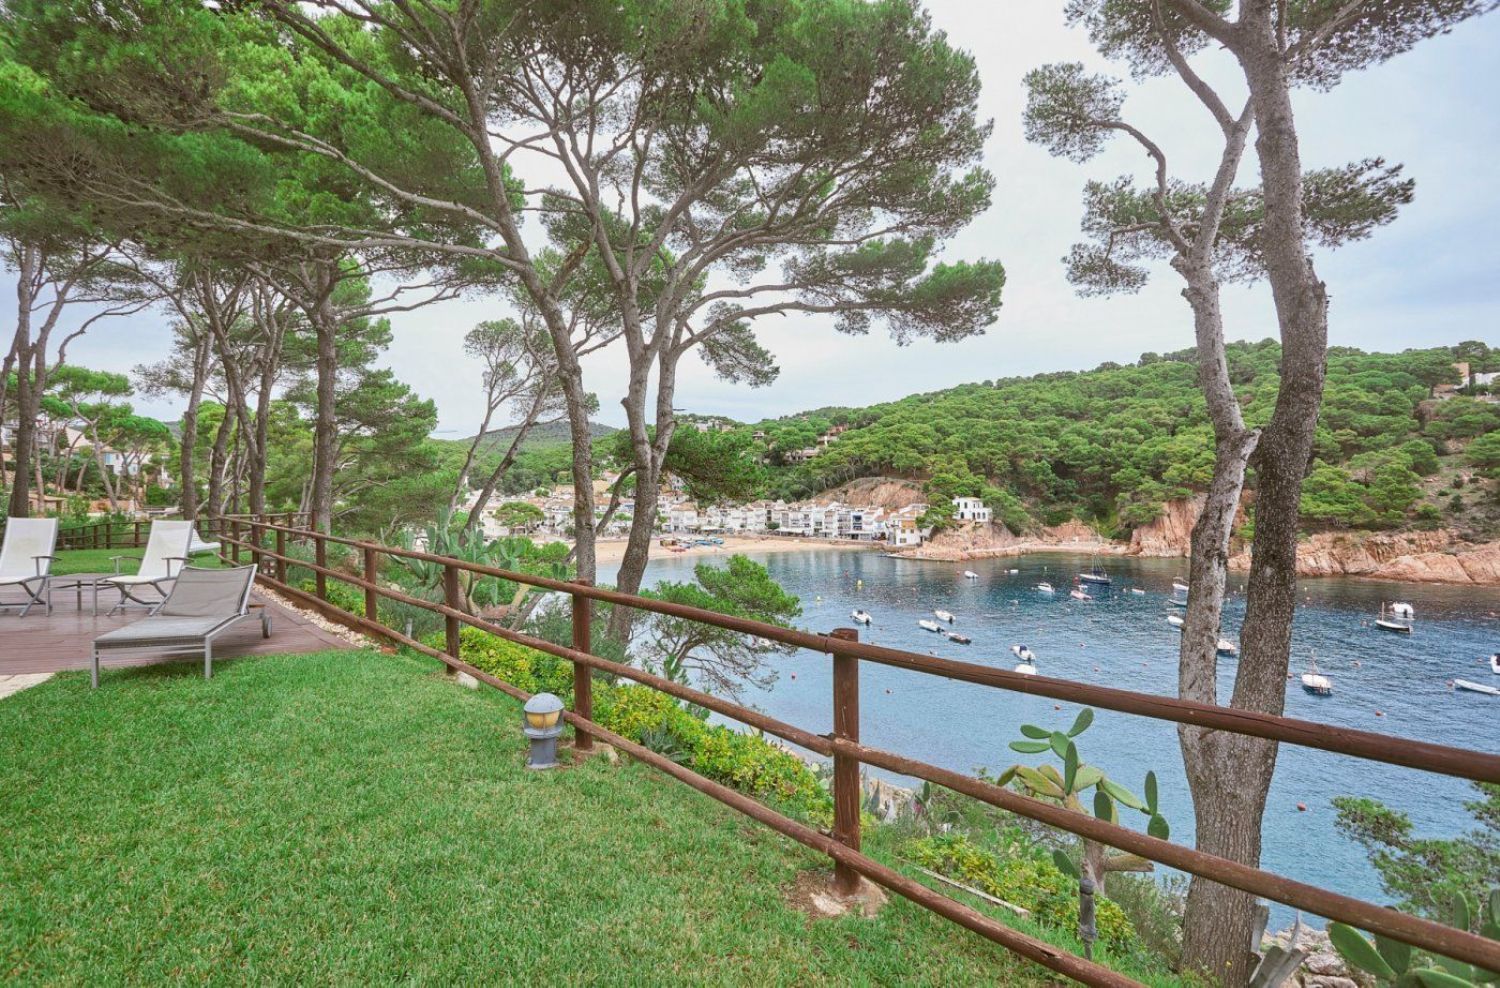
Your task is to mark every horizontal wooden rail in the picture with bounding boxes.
[213,518,1500,982]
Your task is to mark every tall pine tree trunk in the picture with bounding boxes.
[1178,14,1330,985]
[310,290,338,533]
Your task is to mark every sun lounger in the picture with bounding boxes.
[101,519,193,615]
[0,517,59,617]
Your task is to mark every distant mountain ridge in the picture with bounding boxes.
[458,419,616,452]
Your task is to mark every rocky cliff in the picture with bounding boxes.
[1229,528,1500,586]
[1127,494,1251,557]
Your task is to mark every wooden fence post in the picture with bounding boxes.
[363,546,379,622]
[442,563,461,670]
[314,533,327,601]
[133,519,142,547]
[831,627,862,896]
[251,521,262,573]
[274,525,287,584]
[571,579,594,752]
[231,520,242,564]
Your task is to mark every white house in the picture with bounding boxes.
[953,496,992,524]
[890,516,924,547]
[666,502,701,533]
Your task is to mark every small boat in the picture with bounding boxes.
[1013,656,1037,675]
[1375,602,1413,634]
[1036,582,1055,593]
[1217,638,1238,656]
[918,619,943,633]
[1301,672,1333,696]
[962,570,979,580]
[1301,655,1332,696]
[1011,644,1035,662]
[1167,614,1185,628]
[1078,570,1111,585]
[934,609,955,623]
[1172,579,1190,595]
[1168,598,1188,608]
[1007,568,1019,574]
[851,609,873,625]
[1070,588,1091,601]
[1491,653,1500,675]
[1130,587,1146,595]
[1455,679,1500,697]
[946,631,972,645]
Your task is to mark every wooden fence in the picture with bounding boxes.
[206,514,1500,987]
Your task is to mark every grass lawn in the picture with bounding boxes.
[0,649,1064,984]
[50,548,224,577]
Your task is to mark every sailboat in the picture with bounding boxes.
[1301,654,1333,696]
[1078,550,1111,585]
[1375,601,1414,634]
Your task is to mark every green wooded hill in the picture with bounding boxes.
[736,340,1500,538]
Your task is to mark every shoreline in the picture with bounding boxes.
[591,534,880,565]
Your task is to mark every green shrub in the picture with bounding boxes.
[906,833,1135,947]
[297,578,365,617]
[434,629,833,825]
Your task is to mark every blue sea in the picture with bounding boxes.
[602,548,1500,927]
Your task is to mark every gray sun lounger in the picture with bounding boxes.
[91,565,269,688]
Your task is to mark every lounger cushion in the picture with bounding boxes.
[95,616,234,649]
[0,574,44,587]
[102,574,175,587]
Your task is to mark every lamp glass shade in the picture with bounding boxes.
[525,708,561,730]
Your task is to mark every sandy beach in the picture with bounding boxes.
[591,534,875,564]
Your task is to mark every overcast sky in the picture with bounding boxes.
[11,4,1499,436]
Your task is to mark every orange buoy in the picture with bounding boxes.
[1297,803,1307,812]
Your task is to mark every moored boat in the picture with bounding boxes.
[1167,614,1185,628]
[946,631,972,645]
[1455,679,1500,697]
[1301,655,1332,696]
[1172,579,1190,595]
[962,570,979,580]
[1036,581,1055,593]
[934,609,956,623]
[918,619,943,633]
[1070,588,1091,601]
[1491,653,1500,675]
[1011,644,1035,662]
[1217,638,1238,656]
[1376,602,1414,634]
[851,609,872,625]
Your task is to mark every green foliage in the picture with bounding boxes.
[439,628,832,826]
[1333,783,1500,920]
[1328,889,1500,986]
[747,342,1483,535]
[296,578,365,618]
[906,833,1135,947]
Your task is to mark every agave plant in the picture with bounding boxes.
[1329,890,1500,987]
[999,707,1169,956]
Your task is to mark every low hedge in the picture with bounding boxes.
[905,833,1135,947]
[430,627,832,825]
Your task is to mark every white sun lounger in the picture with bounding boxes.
[101,519,194,615]
[91,565,268,688]
[0,517,60,617]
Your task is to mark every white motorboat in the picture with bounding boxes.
[1217,638,1238,656]
[1070,588,1092,601]
[962,570,979,580]
[1036,581,1055,593]
[1301,655,1332,696]
[1130,587,1146,595]
[1455,679,1500,697]
[1011,644,1035,661]
[851,609,873,625]
[946,631,972,645]
[934,609,956,623]
[1390,602,1415,619]
[1301,672,1333,696]
[1491,653,1500,675]
[1168,598,1188,608]
[918,619,943,633]
[1007,568,1019,574]
[1167,614,1185,628]
[1013,659,1037,675]
[1172,579,1190,595]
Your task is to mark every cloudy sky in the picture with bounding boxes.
[11,4,1499,436]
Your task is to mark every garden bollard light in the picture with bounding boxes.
[523,693,565,770]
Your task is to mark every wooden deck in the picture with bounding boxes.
[0,574,352,676]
